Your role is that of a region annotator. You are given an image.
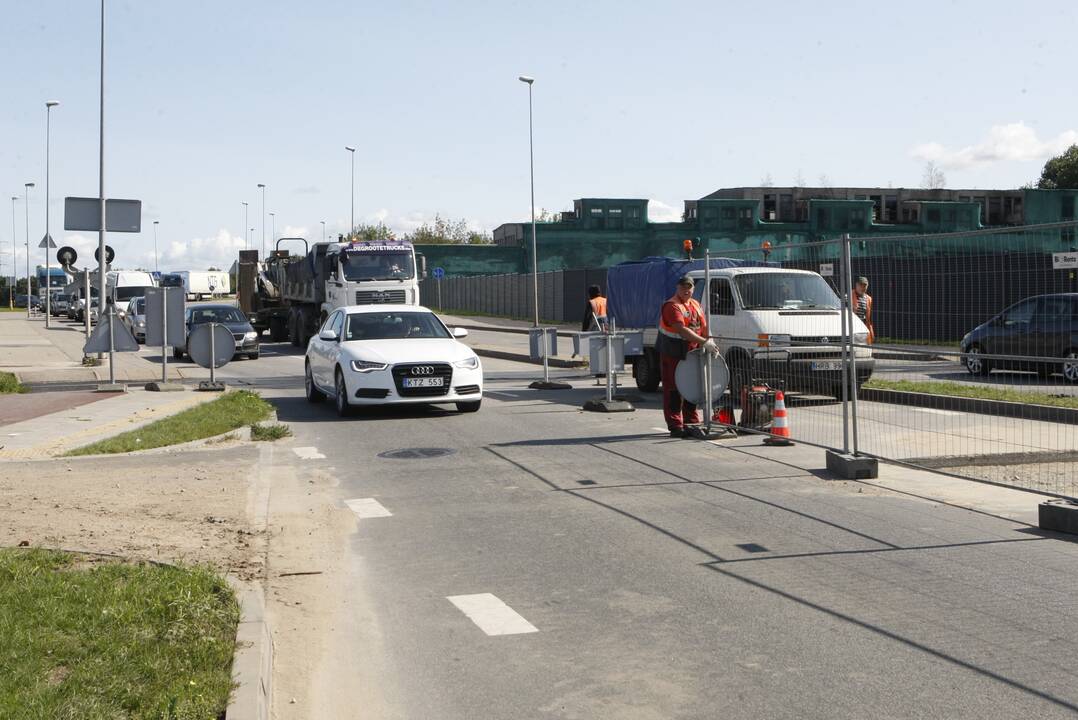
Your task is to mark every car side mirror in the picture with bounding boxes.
[319,329,340,342]
[452,327,468,338]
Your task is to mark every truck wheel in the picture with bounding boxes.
[289,310,301,347]
[296,310,309,347]
[270,317,288,342]
[633,350,661,392]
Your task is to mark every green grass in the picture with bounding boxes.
[863,378,1078,409]
[875,337,959,348]
[0,548,239,720]
[0,371,27,394]
[250,423,292,441]
[64,390,273,456]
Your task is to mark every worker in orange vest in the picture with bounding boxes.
[657,276,719,437]
[582,285,608,331]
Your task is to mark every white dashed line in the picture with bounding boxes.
[915,408,963,416]
[292,446,326,459]
[345,498,392,518]
[447,593,539,636]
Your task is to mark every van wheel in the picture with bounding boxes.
[633,350,660,392]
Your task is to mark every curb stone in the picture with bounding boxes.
[226,577,273,720]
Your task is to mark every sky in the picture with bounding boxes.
[2,0,1076,277]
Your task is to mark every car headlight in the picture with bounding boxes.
[453,356,480,369]
[244,331,258,340]
[136,320,145,328]
[351,359,388,373]
[854,333,868,344]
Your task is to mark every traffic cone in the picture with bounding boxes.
[763,391,793,446]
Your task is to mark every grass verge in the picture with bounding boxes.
[875,337,959,348]
[0,371,27,394]
[64,390,273,456]
[251,423,292,441]
[863,378,1078,409]
[0,548,238,720]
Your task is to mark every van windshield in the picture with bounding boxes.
[734,273,840,310]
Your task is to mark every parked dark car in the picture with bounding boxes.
[13,294,40,309]
[960,293,1078,382]
[173,303,260,360]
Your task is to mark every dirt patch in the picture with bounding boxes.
[0,445,266,580]
[957,461,1078,498]
[0,391,108,428]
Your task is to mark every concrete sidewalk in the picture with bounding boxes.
[0,388,219,460]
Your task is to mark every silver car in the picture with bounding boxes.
[122,296,147,343]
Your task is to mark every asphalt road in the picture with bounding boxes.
[262,357,1078,719]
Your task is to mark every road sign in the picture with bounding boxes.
[64,197,142,232]
[57,246,77,266]
[83,310,139,353]
[819,263,834,277]
[188,323,235,369]
[94,245,115,264]
[144,287,186,347]
[1053,251,1078,270]
[432,267,445,280]
[38,234,56,249]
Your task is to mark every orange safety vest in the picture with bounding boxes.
[589,296,608,319]
[659,296,705,354]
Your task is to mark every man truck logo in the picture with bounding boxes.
[411,366,435,376]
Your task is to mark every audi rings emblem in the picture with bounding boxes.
[820,336,830,344]
[411,366,435,376]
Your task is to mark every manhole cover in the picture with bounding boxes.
[378,447,456,460]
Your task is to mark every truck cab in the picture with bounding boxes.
[324,240,422,311]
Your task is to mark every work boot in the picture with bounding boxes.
[669,427,687,438]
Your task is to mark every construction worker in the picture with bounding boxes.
[657,276,719,437]
[853,276,874,343]
[582,285,608,331]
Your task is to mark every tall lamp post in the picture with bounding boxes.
[518,75,568,390]
[345,146,356,239]
[44,100,59,327]
[249,228,255,251]
[152,220,159,272]
[320,220,326,242]
[9,196,17,310]
[241,201,249,250]
[269,211,276,249]
[257,183,266,258]
[24,183,35,320]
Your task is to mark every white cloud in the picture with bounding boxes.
[648,199,683,223]
[911,122,1078,170]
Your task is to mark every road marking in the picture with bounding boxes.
[915,408,962,417]
[485,390,522,398]
[446,593,539,636]
[345,497,392,518]
[292,446,326,459]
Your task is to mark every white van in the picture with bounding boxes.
[620,265,874,398]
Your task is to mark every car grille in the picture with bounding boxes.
[392,363,453,397]
[356,290,407,304]
[232,333,245,341]
[791,336,845,346]
[454,385,481,395]
[355,388,390,399]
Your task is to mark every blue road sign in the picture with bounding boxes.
[432,267,445,280]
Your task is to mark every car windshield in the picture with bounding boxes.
[189,307,246,324]
[341,251,415,281]
[345,311,450,340]
[734,273,841,310]
[115,285,148,301]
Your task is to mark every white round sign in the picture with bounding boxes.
[674,349,730,406]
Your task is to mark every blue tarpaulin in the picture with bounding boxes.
[606,257,768,329]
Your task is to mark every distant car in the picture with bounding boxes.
[173,303,259,360]
[304,304,483,416]
[13,294,40,309]
[122,296,147,343]
[50,294,70,316]
[961,293,1078,382]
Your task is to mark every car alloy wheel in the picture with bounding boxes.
[335,370,350,416]
[1064,351,1078,384]
[305,362,324,403]
[965,345,988,376]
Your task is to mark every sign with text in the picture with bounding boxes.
[1052,251,1078,270]
[819,263,834,277]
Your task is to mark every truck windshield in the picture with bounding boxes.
[115,285,149,301]
[341,251,415,281]
[734,273,840,310]
[345,311,449,341]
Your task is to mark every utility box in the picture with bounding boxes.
[528,327,558,359]
[588,335,626,374]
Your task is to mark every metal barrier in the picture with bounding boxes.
[420,268,606,325]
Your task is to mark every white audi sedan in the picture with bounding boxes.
[304,305,483,416]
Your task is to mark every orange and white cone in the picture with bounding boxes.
[763,391,793,446]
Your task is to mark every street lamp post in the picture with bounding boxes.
[44,100,59,327]
[241,201,249,250]
[269,212,276,249]
[518,75,567,390]
[249,228,255,251]
[24,183,35,320]
[257,184,266,258]
[9,197,16,310]
[345,146,356,239]
[320,220,326,242]
[152,220,159,272]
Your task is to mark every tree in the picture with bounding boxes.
[536,208,559,222]
[793,169,806,187]
[206,266,221,271]
[921,161,946,190]
[403,214,491,245]
[760,173,774,188]
[351,222,397,242]
[1037,144,1078,189]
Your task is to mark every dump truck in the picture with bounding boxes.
[237,236,425,346]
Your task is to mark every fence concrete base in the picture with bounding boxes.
[582,397,635,413]
[825,450,879,480]
[1039,499,1078,536]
